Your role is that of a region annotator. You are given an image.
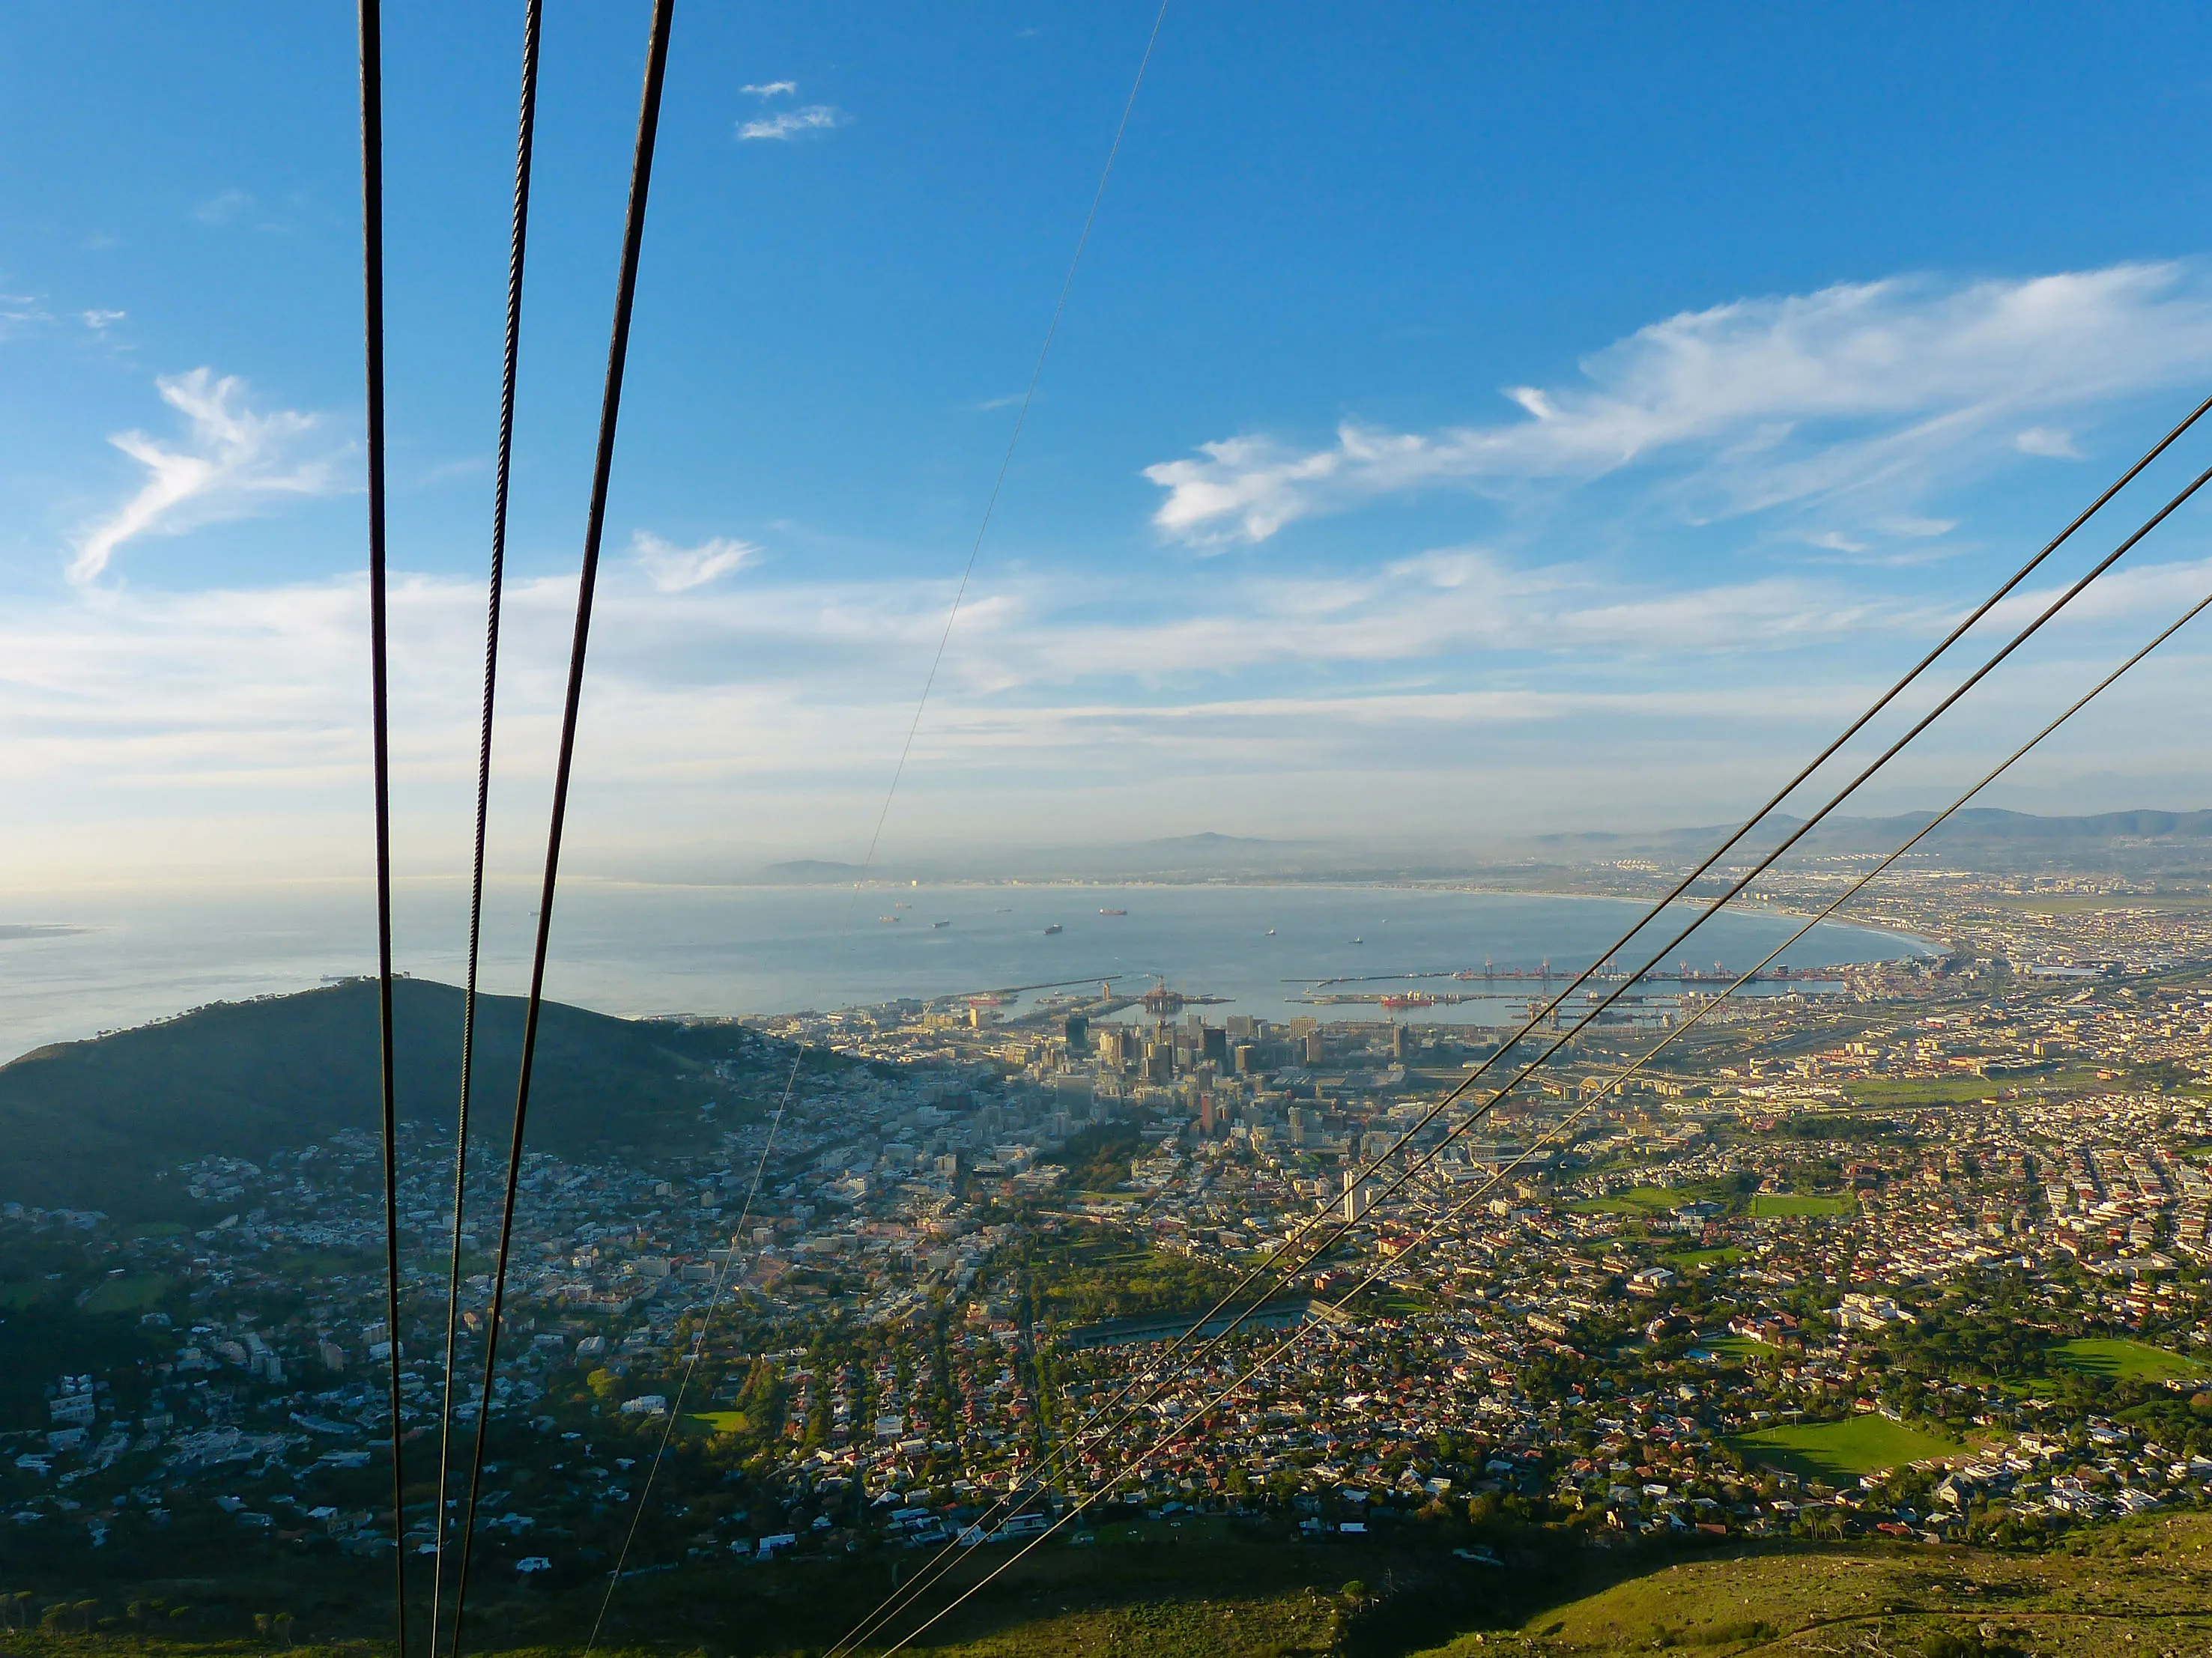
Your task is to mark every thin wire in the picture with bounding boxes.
[865,574,2212,1655]
[851,0,1169,884]
[431,4,541,1650]
[589,7,1172,1637]
[584,1054,804,1650]
[358,3,408,1652]
[825,395,2212,1652]
[445,5,676,1652]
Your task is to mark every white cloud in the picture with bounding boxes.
[80,309,125,332]
[70,368,340,586]
[0,292,52,341]
[1145,263,2212,544]
[2,543,2207,887]
[741,80,798,97]
[738,105,846,142]
[2015,425,2081,458]
[191,188,254,227]
[629,530,760,592]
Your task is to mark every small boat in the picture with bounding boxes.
[1266,929,1275,936]
[894,902,912,909]
[932,920,950,929]
[1043,923,1063,936]
[878,916,900,924]
[1351,937,1363,945]
[1099,908,1127,917]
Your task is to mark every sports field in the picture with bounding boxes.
[77,1273,169,1314]
[1748,1191,1854,1218]
[2049,1337,2209,1384]
[1664,1246,1744,1269]
[1570,1186,1678,1215]
[1729,1414,1962,1481]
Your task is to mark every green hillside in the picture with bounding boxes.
[0,978,787,1215]
[17,1516,2212,1657]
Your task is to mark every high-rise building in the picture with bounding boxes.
[1142,1040,1172,1083]
[1064,1012,1090,1054]
[1303,1028,1326,1066]
[1342,1168,1378,1222]
[1202,1026,1228,1065]
[1233,1042,1258,1075]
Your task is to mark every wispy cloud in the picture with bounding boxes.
[630,530,760,592]
[190,188,254,228]
[79,309,125,333]
[2015,425,2081,458]
[7,546,2202,883]
[0,292,52,341]
[739,105,846,142]
[70,369,340,586]
[1145,263,2212,544]
[741,80,798,97]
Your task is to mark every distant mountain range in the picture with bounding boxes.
[753,831,1328,884]
[1533,807,2212,867]
[745,811,2212,884]
[0,978,778,1218]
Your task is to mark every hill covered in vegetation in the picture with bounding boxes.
[0,977,786,1217]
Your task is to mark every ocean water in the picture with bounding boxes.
[0,881,1935,1063]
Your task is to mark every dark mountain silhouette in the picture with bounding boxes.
[0,977,778,1216]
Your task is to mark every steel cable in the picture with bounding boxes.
[823,399,2212,1652]
[858,571,2212,1657]
[357,3,409,1651]
[431,4,541,1651]
[443,4,676,1651]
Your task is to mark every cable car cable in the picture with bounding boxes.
[444,4,676,1650]
[357,3,410,1651]
[858,571,2212,1655]
[848,382,2212,1631]
[431,5,542,1651]
[825,405,2212,1651]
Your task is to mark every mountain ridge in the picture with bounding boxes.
[0,977,781,1217]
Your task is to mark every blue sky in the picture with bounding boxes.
[4,2,2212,890]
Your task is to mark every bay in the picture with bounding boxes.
[0,881,1934,1063]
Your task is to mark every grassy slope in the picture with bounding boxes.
[1414,1510,2212,1655]
[25,1518,2212,1657]
[0,978,775,1214]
